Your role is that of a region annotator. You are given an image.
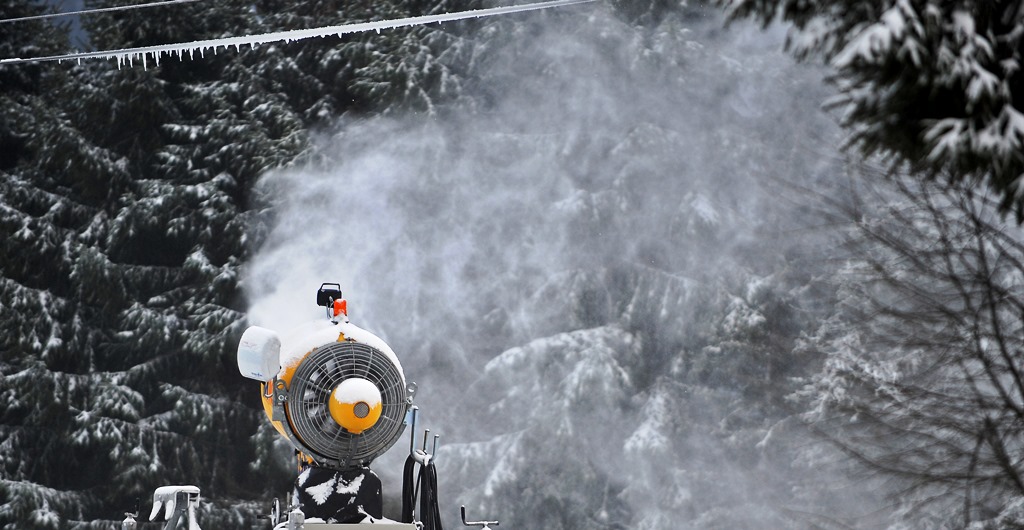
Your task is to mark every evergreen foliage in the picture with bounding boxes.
[1,0,481,526]
[721,0,1024,217]
[7,0,1022,527]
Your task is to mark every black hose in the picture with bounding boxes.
[419,460,444,530]
[401,455,417,523]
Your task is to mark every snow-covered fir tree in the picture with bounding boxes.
[0,3,117,526]
[8,0,1024,528]
[1,0,483,526]
[722,0,1024,217]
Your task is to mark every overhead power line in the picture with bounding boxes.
[0,0,596,68]
[0,0,204,25]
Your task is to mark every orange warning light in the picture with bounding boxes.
[333,299,348,317]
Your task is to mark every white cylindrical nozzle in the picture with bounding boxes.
[237,326,281,381]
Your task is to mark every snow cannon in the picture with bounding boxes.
[237,283,415,471]
[233,283,457,528]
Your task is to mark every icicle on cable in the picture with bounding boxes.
[0,0,205,25]
[0,0,596,67]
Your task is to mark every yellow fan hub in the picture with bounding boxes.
[329,377,383,434]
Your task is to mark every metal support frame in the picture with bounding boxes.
[461,506,499,529]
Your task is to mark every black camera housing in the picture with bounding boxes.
[316,283,342,307]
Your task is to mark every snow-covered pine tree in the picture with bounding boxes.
[721,0,1024,217]
[0,3,128,527]
[2,0,493,526]
[236,0,479,118]
[0,3,289,528]
[328,0,480,114]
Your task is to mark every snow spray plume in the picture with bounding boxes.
[245,5,874,528]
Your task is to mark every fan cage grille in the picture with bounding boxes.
[287,341,408,467]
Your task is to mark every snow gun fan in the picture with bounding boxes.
[171,282,468,528]
[237,283,415,470]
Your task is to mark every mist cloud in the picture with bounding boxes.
[244,4,848,527]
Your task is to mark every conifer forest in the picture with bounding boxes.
[2,0,1024,528]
